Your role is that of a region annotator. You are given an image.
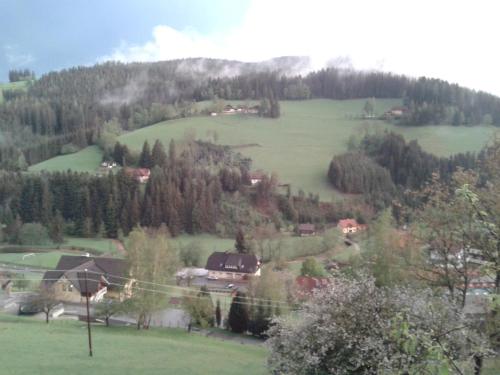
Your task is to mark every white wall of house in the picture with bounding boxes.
[207,269,260,280]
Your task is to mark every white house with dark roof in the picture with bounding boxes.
[41,255,133,303]
[205,252,261,280]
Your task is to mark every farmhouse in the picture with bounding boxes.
[298,223,316,236]
[41,255,133,303]
[100,161,117,169]
[249,171,265,185]
[337,219,365,234]
[125,168,151,183]
[222,105,237,115]
[383,106,408,119]
[205,252,261,280]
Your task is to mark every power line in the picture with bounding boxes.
[7,276,293,309]
[4,267,292,306]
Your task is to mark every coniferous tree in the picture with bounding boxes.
[139,141,153,168]
[235,227,248,254]
[215,300,222,327]
[49,210,64,244]
[228,291,249,333]
[104,196,118,238]
[151,140,167,167]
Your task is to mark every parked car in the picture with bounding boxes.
[207,275,218,280]
[225,283,235,289]
[18,300,42,315]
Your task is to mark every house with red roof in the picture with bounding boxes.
[125,168,151,183]
[298,223,316,237]
[337,219,366,234]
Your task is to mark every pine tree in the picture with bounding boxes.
[215,300,222,327]
[235,227,248,254]
[151,140,167,167]
[139,140,153,168]
[40,180,52,226]
[49,210,64,244]
[228,292,249,333]
[168,139,177,168]
[104,196,118,238]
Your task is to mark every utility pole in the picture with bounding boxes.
[84,269,93,357]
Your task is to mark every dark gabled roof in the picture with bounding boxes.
[75,272,101,294]
[42,256,91,286]
[94,258,128,285]
[205,252,259,274]
[42,255,129,293]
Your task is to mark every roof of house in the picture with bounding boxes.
[42,255,128,294]
[125,168,150,178]
[298,223,315,232]
[249,171,265,180]
[205,252,260,274]
[337,219,360,229]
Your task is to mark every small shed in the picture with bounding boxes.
[298,223,316,237]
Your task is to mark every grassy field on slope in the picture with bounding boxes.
[0,315,267,375]
[28,145,103,173]
[0,80,30,103]
[30,99,495,199]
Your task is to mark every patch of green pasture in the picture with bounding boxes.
[0,80,30,103]
[0,251,73,269]
[28,145,103,173]
[64,237,119,255]
[0,314,267,375]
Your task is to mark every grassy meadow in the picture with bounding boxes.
[0,237,121,269]
[0,314,267,375]
[0,80,30,103]
[0,251,74,269]
[28,145,103,173]
[29,99,495,199]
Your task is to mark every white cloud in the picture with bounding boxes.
[4,45,35,66]
[101,0,500,95]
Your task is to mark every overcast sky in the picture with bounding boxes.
[2,0,499,95]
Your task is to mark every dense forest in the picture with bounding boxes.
[328,131,480,212]
[0,140,255,240]
[1,58,500,169]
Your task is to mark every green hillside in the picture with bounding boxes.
[0,315,267,375]
[28,146,103,173]
[30,99,494,199]
[0,80,30,103]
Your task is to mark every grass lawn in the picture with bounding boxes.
[0,80,30,103]
[0,314,267,375]
[64,237,120,255]
[28,99,494,199]
[28,145,103,173]
[169,234,235,265]
[0,237,121,270]
[0,251,74,269]
[169,231,340,266]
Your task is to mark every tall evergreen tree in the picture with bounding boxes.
[139,140,153,168]
[49,210,64,244]
[151,140,167,167]
[228,291,249,333]
[235,227,249,254]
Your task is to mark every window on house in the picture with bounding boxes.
[68,284,73,292]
